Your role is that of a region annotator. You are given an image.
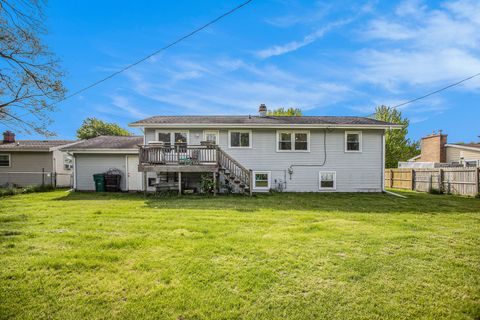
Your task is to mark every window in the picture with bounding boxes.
[0,154,10,167]
[155,130,189,150]
[229,130,251,148]
[253,171,271,190]
[277,131,310,152]
[203,130,219,144]
[345,131,362,152]
[319,171,336,190]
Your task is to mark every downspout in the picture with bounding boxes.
[381,128,387,192]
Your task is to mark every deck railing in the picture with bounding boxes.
[139,144,252,192]
[139,145,218,165]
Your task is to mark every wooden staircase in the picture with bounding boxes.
[217,147,252,195]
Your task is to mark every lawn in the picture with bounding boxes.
[0,190,479,319]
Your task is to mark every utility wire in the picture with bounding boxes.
[12,0,254,119]
[392,72,480,109]
[368,72,480,118]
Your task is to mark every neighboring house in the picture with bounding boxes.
[123,104,401,193]
[400,131,480,168]
[60,135,143,191]
[0,131,76,187]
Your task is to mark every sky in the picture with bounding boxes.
[8,0,480,143]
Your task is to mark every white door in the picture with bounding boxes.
[127,155,143,191]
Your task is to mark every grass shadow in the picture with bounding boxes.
[53,190,480,214]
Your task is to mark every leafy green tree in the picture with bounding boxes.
[267,107,302,116]
[76,118,131,139]
[374,105,420,168]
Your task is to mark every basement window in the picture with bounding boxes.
[0,154,10,167]
[319,171,336,190]
[253,171,271,190]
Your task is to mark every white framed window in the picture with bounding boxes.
[253,171,271,190]
[154,130,189,147]
[203,130,219,145]
[228,130,251,148]
[0,154,11,167]
[345,131,362,152]
[319,171,336,190]
[276,130,310,152]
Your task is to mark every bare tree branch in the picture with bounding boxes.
[0,0,65,136]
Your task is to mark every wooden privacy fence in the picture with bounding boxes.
[385,167,480,197]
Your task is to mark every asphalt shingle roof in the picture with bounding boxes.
[0,140,76,151]
[61,136,143,150]
[130,115,397,126]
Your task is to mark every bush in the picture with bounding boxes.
[200,174,216,194]
[0,184,55,197]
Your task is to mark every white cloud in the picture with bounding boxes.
[121,57,352,115]
[357,0,480,93]
[256,20,351,59]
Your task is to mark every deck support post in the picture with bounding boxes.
[178,172,182,196]
[143,172,147,196]
[213,172,217,196]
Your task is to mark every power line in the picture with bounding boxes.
[367,72,480,117]
[14,0,254,118]
[392,72,480,109]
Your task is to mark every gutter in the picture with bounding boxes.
[129,123,404,130]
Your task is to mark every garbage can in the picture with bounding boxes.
[93,173,105,192]
[104,168,122,192]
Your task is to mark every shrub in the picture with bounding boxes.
[200,174,216,194]
[0,184,55,197]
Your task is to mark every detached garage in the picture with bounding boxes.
[61,136,143,191]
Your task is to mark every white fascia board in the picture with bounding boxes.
[67,149,139,154]
[129,123,404,130]
[445,144,480,152]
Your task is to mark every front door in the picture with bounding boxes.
[127,155,143,191]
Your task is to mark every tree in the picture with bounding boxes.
[374,105,420,168]
[0,0,66,136]
[76,118,131,140]
[267,107,302,116]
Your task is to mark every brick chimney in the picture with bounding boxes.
[258,104,267,117]
[2,131,15,143]
[419,131,447,163]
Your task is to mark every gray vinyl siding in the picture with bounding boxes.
[144,128,384,192]
[74,154,127,191]
[0,152,54,187]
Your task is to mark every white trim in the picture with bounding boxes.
[253,171,271,190]
[445,144,480,152]
[276,130,310,152]
[228,130,252,148]
[345,131,362,153]
[408,154,421,161]
[130,123,403,130]
[154,129,190,145]
[73,155,77,189]
[319,171,336,190]
[125,155,129,191]
[68,149,139,154]
[0,154,11,167]
[382,131,385,191]
[203,130,220,144]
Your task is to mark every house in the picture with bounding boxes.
[60,135,144,191]
[0,131,76,187]
[400,131,480,168]
[123,104,401,194]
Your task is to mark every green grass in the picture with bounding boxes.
[1,190,479,319]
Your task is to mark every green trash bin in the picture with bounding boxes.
[93,173,105,192]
